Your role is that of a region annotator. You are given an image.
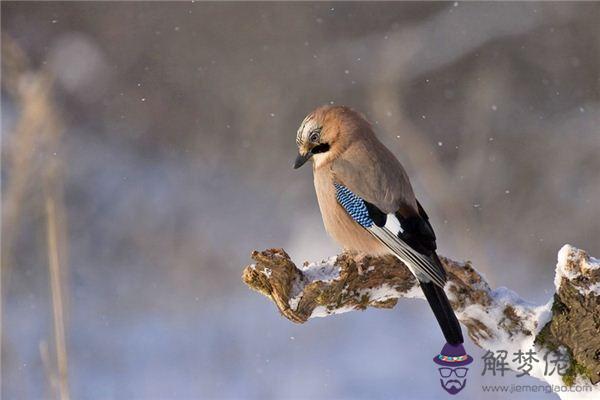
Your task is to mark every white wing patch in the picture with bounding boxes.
[384,213,403,236]
[334,184,446,288]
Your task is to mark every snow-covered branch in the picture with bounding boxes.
[242,245,599,397]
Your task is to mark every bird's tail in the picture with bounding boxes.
[419,255,463,344]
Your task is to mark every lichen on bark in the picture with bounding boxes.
[534,248,600,385]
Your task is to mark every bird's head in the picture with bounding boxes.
[293,105,365,169]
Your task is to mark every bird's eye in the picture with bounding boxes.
[309,129,321,143]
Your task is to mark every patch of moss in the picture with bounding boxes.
[534,321,558,352]
[563,349,592,386]
[535,328,591,386]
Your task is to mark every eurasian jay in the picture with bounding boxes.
[293,105,464,345]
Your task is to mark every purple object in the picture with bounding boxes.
[433,342,473,367]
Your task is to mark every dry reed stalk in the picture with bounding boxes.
[2,34,70,400]
[45,194,70,400]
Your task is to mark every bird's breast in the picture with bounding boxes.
[313,169,388,255]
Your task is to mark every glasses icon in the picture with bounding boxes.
[439,367,468,378]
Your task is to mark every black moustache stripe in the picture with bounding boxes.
[311,143,330,154]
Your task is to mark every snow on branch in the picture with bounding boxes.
[242,245,600,397]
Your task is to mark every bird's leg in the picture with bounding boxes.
[354,252,371,276]
[344,249,370,275]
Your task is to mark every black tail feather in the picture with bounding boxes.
[420,276,463,345]
[392,200,464,344]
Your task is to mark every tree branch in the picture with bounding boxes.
[242,245,600,395]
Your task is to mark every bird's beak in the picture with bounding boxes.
[293,151,313,169]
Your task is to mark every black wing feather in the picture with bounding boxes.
[395,200,437,256]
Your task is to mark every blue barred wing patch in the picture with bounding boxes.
[334,183,373,228]
[334,185,446,287]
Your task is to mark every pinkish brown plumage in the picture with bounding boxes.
[295,106,417,254]
[293,105,465,346]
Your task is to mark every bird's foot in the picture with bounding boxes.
[354,252,371,276]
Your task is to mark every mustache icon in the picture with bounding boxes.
[440,378,467,395]
[441,379,465,389]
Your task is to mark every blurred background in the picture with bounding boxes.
[1,2,599,399]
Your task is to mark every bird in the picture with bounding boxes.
[293,105,464,345]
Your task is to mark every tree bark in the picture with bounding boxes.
[242,245,599,397]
